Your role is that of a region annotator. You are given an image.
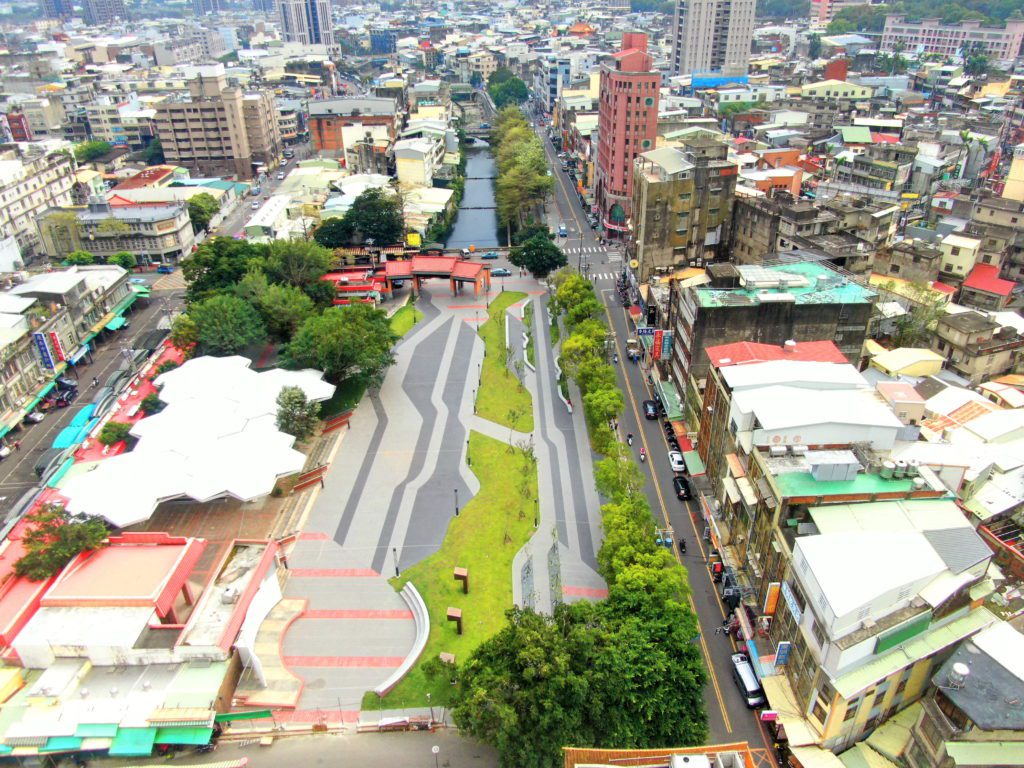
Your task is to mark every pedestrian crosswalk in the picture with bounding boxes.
[589,272,619,282]
[563,246,609,255]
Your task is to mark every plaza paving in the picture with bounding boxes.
[279,277,606,720]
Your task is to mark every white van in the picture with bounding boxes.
[731,653,766,708]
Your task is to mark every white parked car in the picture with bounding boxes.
[669,451,686,473]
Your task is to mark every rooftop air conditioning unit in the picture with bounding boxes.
[221,587,240,605]
[770,446,787,457]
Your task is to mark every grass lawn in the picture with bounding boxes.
[390,304,423,337]
[362,430,538,710]
[477,291,533,433]
[550,316,560,347]
[319,378,365,418]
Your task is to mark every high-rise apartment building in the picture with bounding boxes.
[881,15,1024,66]
[192,0,222,14]
[671,0,755,75]
[242,94,283,169]
[40,0,73,20]
[82,0,127,25]
[594,32,659,240]
[277,0,338,56]
[154,66,264,179]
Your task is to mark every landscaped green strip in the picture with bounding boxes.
[363,430,538,709]
[390,304,423,337]
[550,316,560,347]
[477,291,533,432]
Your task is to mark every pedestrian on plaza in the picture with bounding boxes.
[91,376,99,388]
[13,441,20,451]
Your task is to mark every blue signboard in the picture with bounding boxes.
[32,332,54,370]
[781,581,802,623]
[637,327,656,337]
[774,641,792,667]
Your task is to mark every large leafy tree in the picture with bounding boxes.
[169,313,199,354]
[256,283,315,340]
[509,236,567,279]
[15,505,108,581]
[73,140,112,163]
[263,239,333,291]
[285,304,397,387]
[187,192,221,233]
[108,251,136,269]
[65,250,94,265]
[331,188,405,247]
[182,237,263,303]
[312,217,352,249]
[488,70,529,109]
[189,294,266,355]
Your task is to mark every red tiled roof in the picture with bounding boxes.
[871,132,900,144]
[451,261,485,279]
[112,165,175,191]
[383,262,412,278]
[705,340,847,367]
[931,281,957,295]
[963,263,1015,297]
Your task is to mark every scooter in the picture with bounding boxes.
[639,448,646,463]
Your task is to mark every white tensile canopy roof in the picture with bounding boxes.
[62,356,335,528]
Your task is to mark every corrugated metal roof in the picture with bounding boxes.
[923,528,992,574]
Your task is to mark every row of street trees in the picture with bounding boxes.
[487,68,529,109]
[452,275,707,767]
[493,107,553,235]
[172,237,398,392]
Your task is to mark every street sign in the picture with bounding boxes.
[774,641,792,667]
[32,332,54,370]
[652,330,663,361]
[637,327,656,336]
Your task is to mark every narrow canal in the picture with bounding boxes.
[444,144,500,250]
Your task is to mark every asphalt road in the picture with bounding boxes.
[532,111,769,751]
[0,281,184,520]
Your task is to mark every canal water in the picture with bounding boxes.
[445,144,500,250]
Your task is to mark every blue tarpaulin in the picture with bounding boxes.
[74,418,99,443]
[52,426,81,450]
[70,404,96,428]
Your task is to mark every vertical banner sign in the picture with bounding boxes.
[774,641,792,667]
[48,332,66,362]
[33,332,54,370]
[653,330,664,361]
[660,330,673,360]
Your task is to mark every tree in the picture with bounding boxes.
[182,237,264,303]
[509,235,567,279]
[187,192,221,233]
[97,421,132,446]
[140,393,165,415]
[487,68,515,88]
[73,140,112,163]
[808,33,822,59]
[263,240,333,291]
[756,0,809,18]
[143,137,165,165]
[511,223,553,246]
[14,505,108,581]
[489,75,529,108]
[285,304,398,386]
[313,217,353,249]
[257,283,315,340]
[108,251,136,270]
[189,294,266,355]
[275,385,321,441]
[65,250,94,265]
[169,313,199,354]
[470,71,484,88]
[335,188,405,246]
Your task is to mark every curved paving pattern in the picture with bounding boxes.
[280,281,606,717]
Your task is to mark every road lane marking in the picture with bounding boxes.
[600,290,732,734]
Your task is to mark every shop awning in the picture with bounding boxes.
[89,312,117,335]
[154,727,213,745]
[113,292,138,314]
[105,316,127,331]
[67,345,90,365]
[23,382,57,413]
[41,736,83,753]
[683,450,704,476]
[214,709,272,722]
[75,723,118,738]
[109,727,157,757]
[724,476,741,505]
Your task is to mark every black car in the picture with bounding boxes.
[672,475,692,500]
[668,438,681,452]
[642,400,658,420]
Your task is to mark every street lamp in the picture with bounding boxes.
[432,745,440,768]
[466,438,471,466]
[454,488,460,517]
[392,546,399,578]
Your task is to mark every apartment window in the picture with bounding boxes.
[811,617,826,648]
[844,698,861,721]
[944,263,954,271]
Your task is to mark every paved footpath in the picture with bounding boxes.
[280,277,606,722]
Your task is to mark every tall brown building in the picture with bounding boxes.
[155,66,280,179]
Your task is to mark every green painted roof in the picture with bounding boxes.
[832,608,996,699]
[75,723,119,738]
[776,471,913,499]
[154,727,213,745]
[163,661,229,709]
[945,741,1024,766]
[839,126,872,144]
[695,261,876,308]
[865,701,919,762]
[42,736,83,752]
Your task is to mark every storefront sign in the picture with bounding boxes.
[48,332,66,362]
[652,330,663,360]
[781,581,802,623]
[33,332,54,370]
[774,641,792,667]
[637,327,655,336]
[660,330,673,360]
